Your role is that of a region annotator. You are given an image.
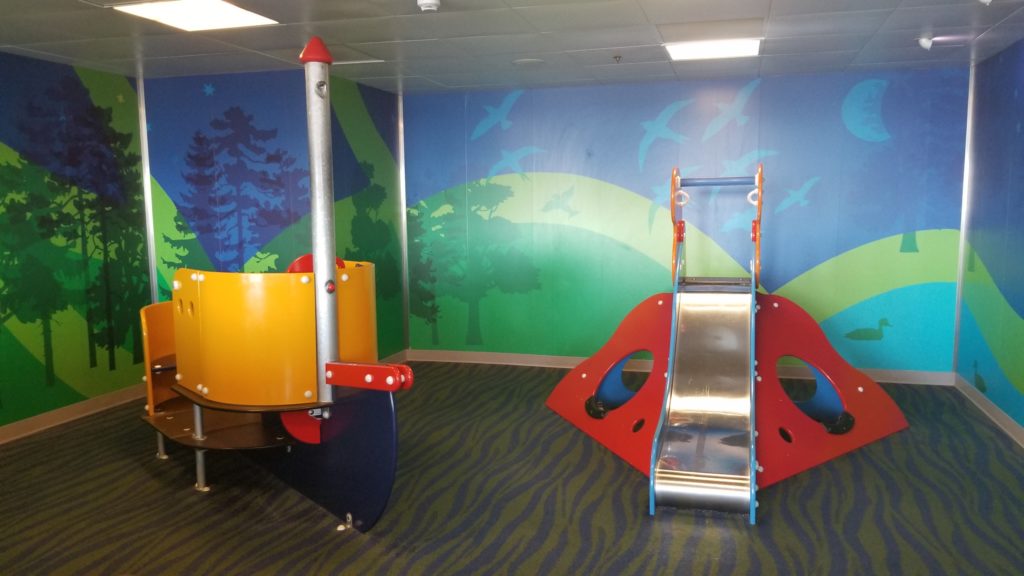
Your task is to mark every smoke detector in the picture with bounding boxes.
[418,0,440,11]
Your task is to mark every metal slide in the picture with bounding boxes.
[649,168,762,520]
[650,278,753,514]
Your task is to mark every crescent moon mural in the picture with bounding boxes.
[842,79,891,142]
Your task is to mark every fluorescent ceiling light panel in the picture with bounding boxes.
[114,0,277,31]
[665,38,762,61]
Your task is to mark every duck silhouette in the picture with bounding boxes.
[845,318,892,341]
[973,360,987,393]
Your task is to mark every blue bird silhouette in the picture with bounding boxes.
[489,146,544,178]
[542,186,579,218]
[471,90,524,141]
[638,99,693,170]
[702,79,761,141]
[775,176,821,214]
[721,149,778,176]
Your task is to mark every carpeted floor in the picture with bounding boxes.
[1,362,1022,575]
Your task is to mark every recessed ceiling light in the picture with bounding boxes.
[664,38,762,61]
[114,0,277,32]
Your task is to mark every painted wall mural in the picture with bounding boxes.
[146,70,404,358]
[958,38,1024,425]
[405,68,968,371]
[0,53,148,425]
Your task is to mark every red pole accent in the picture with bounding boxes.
[300,36,334,64]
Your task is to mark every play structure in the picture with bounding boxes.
[139,38,412,532]
[546,165,908,524]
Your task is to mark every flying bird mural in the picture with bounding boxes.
[702,79,761,141]
[488,146,544,178]
[775,176,821,214]
[638,99,693,170]
[471,90,524,141]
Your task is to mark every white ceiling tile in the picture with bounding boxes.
[759,51,857,75]
[638,0,771,24]
[882,3,1022,32]
[544,26,662,51]
[658,19,765,43]
[587,60,676,81]
[762,34,873,55]
[769,0,901,18]
[566,44,668,66]
[514,1,648,32]
[390,9,534,40]
[349,39,473,61]
[446,33,563,55]
[766,10,893,38]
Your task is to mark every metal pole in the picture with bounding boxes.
[300,37,339,404]
[191,404,209,492]
[135,61,159,304]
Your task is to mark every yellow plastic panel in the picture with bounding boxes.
[198,270,317,406]
[140,301,175,415]
[338,261,378,363]
[172,269,203,397]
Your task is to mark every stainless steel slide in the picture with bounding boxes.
[650,277,754,515]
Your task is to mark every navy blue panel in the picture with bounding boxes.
[251,390,398,532]
[357,83,398,159]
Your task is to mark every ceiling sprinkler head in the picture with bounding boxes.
[918,37,933,50]
[418,0,440,11]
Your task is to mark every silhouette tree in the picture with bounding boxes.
[406,201,441,344]
[16,74,148,370]
[0,160,70,386]
[347,162,400,300]
[173,107,308,272]
[421,179,540,345]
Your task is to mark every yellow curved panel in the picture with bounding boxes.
[171,263,379,408]
[338,260,378,363]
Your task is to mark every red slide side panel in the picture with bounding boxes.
[546,293,672,474]
[755,294,908,488]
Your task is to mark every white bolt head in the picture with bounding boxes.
[175,373,183,381]
[582,373,587,379]
[341,273,350,282]
[301,276,310,284]
[304,390,313,399]
[756,375,762,382]
[326,370,333,379]
[386,376,395,386]
[757,465,764,473]
[198,273,205,282]
[190,272,198,281]
[858,386,864,393]
[173,280,181,290]
[196,383,202,391]
[755,304,761,311]
[365,374,373,383]
[202,386,209,394]
[773,302,779,308]
[657,300,663,306]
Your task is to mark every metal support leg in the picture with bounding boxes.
[191,404,210,492]
[156,432,168,460]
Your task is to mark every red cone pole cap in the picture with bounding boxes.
[300,36,333,64]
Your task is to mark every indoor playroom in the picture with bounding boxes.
[1,1,1023,574]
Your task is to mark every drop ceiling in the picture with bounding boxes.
[2,0,1024,92]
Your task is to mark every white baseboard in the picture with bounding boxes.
[954,374,1024,449]
[0,383,146,445]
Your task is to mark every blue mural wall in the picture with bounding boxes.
[405,68,968,371]
[146,70,404,356]
[958,39,1024,424]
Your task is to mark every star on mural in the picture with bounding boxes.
[202,83,216,96]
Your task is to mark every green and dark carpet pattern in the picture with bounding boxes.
[1,362,1023,575]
